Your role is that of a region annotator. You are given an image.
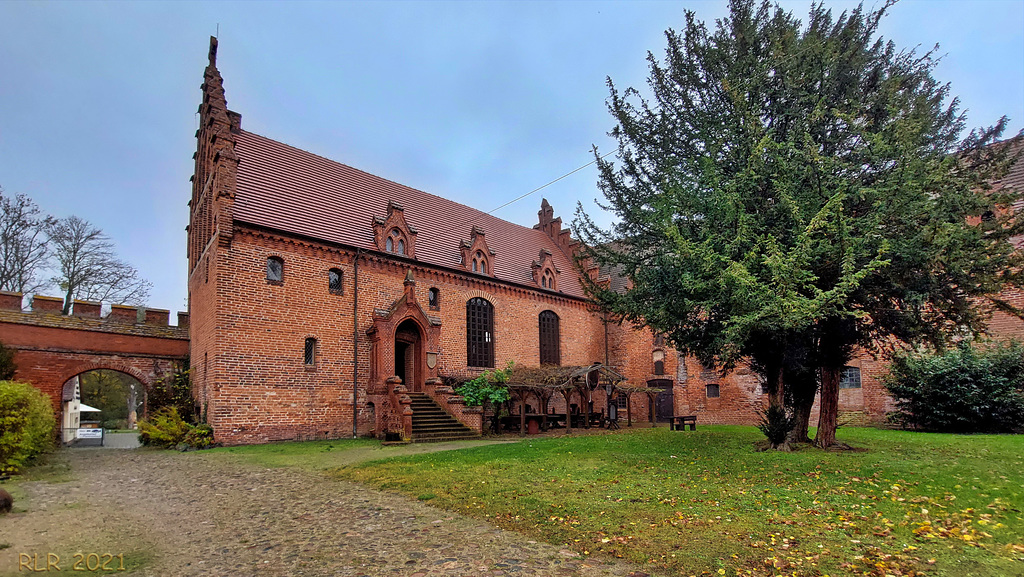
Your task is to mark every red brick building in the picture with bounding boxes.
[187,39,1022,445]
[188,39,679,445]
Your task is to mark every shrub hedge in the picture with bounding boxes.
[137,407,215,450]
[0,380,56,474]
[884,342,1024,433]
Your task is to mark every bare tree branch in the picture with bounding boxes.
[47,215,152,313]
[0,189,54,294]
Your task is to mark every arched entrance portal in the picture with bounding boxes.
[394,319,424,392]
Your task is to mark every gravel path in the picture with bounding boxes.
[1,448,652,577]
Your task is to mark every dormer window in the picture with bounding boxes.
[372,202,417,259]
[541,269,555,290]
[386,229,407,255]
[472,251,488,274]
[459,226,494,277]
[532,249,559,291]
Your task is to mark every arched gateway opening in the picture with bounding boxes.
[61,369,147,448]
[394,318,424,392]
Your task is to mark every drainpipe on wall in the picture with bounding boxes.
[352,249,362,438]
[603,312,610,366]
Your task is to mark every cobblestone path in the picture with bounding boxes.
[1,448,652,576]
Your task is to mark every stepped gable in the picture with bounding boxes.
[231,130,585,298]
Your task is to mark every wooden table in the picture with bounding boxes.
[670,415,697,431]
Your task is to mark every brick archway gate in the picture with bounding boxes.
[0,292,189,429]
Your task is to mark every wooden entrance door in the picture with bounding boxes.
[394,319,422,391]
[648,379,674,422]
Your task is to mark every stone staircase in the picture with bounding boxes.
[407,392,480,443]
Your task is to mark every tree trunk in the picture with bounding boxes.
[768,364,784,411]
[815,366,841,448]
[62,287,74,315]
[126,384,138,429]
[788,393,814,444]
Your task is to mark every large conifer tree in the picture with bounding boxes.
[575,0,1022,447]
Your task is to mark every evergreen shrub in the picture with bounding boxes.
[138,407,192,448]
[757,405,795,447]
[147,360,198,423]
[138,408,216,450]
[884,342,1024,433]
[0,380,56,474]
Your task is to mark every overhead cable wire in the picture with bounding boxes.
[486,150,617,215]
[485,39,815,215]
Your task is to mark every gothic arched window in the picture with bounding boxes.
[539,310,560,366]
[466,297,494,367]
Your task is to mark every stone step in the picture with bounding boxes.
[411,416,460,424]
[410,406,447,414]
[411,416,453,424]
[404,393,479,443]
[411,416,468,424]
[412,432,481,443]
[411,422,468,430]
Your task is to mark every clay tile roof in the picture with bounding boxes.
[232,131,585,298]
[995,139,1024,212]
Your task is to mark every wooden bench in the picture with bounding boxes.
[671,415,697,431]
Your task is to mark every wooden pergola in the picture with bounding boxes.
[612,384,666,427]
[501,363,658,435]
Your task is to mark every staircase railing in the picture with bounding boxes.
[386,376,414,441]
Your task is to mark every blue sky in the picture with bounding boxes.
[1,0,1021,317]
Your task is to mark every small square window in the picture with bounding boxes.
[706,383,720,398]
[329,268,343,294]
[266,257,283,283]
[615,395,627,409]
[839,366,861,389]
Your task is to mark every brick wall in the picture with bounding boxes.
[197,226,622,445]
[0,295,188,420]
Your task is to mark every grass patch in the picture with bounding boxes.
[205,437,509,471]
[7,451,74,484]
[2,452,74,513]
[205,438,380,469]
[335,426,1024,576]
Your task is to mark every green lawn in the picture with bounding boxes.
[334,426,1024,577]
[204,437,510,470]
